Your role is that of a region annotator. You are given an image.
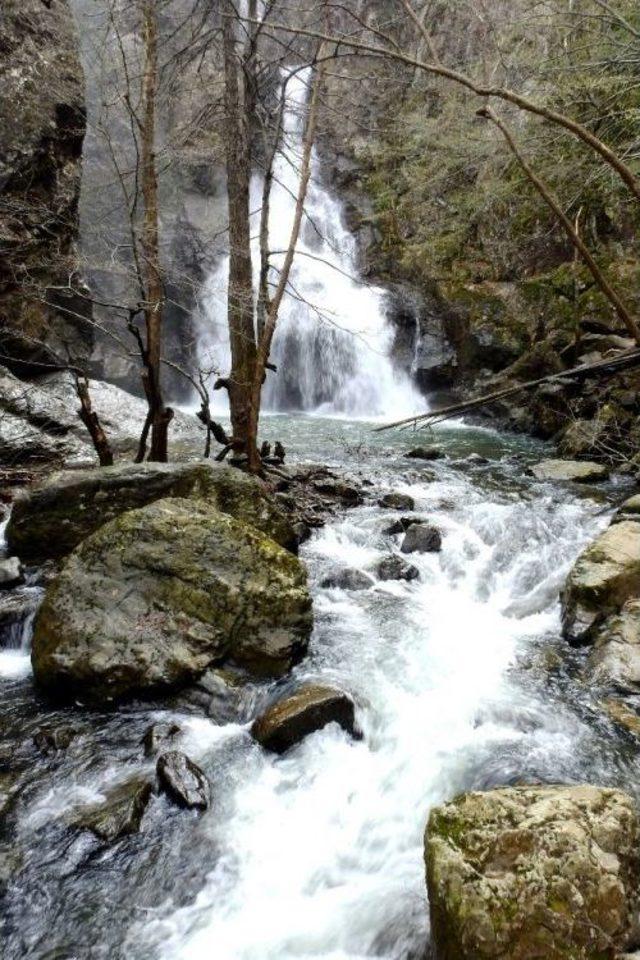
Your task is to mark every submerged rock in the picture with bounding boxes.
[376,555,420,582]
[401,524,442,554]
[33,726,76,754]
[251,684,358,754]
[156,751,209,810]
[7,460,296,562]
[379,493,415,511]
[320,568,374,591]
[404,447,443,461]
[32,498,313,702]
[426,785,640,960]
[75,779,152,843]
[562,521,640,645]
[0,558,22,589]
[530,459,609,483]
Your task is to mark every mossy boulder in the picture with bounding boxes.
[426,785,640,960]
[7,460,297,562]
[530,460,609,483]
[561,521,640,645]
[31,498,313,702]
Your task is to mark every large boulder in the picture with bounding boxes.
[7,460,296,562]
[530,459,609,483]
[426,785,640,960]
[0,367,203,467]
[251,684,358,753]
[31,498,313,702]
[562,521,640,645]
[585,600,640,693]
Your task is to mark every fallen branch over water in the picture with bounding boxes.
[375,347,640,433]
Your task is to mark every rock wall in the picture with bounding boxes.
[0,0,92,374]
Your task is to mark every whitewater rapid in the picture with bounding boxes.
[129,428,615,960]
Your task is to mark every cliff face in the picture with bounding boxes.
[0,0,92,373]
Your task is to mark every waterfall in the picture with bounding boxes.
[197,70,422,419]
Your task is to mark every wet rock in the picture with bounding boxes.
[251,684,358,754]
[0,590,40,637]
[383,516,423,536]
[0,557,22,589]
[33,726,76,754]
[614,494,640,524]
[585,600,640,693]
[379,493,415,511]
[601,699,640,739]
[142,723,181,757]
[530,459,609,483]
[376,556,420,582]
[8,460,297,563]
[401,524,442,554]
[75,779,152,843]
[156,751,209,810]
[464,453,490,465]
[404,447,443,461]
[312,478,363,505]
[320,568,374,591]
[32,498,313,702]
[426,785,640,960]
[562,521,640,645]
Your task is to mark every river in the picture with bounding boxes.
[1,415,638,960]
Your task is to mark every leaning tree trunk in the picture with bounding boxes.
[222,0,258,465]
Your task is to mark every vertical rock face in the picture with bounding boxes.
[0,0,91,371]
[426,785,640,960]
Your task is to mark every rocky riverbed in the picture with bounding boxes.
[2,413,640,959]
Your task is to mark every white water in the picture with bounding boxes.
[134,453,611,960]
[196,70,421,419]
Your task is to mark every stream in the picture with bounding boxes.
[1,415,639,960]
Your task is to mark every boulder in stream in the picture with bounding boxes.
[404,447,443,461]
[379,493,415,511]
[530,459,609,483]
[0,557,22,588]
[320,568,374,591]
[384,516,423,536]
[156,751,209,810]
[426,785,640,960]
[376,555,420,582]
[75,778,152,843]
[401,524,442,554]
[562,520,640,645]
[32,498,313,702]
[142,722,181,758]
[7,460,297,562]
[251,684,358,754]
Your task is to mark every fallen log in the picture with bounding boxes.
[375,347,640,433]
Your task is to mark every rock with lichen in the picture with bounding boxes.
[32,498,313,702]
[426,785,640,960]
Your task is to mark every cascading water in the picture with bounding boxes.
[197,70,421,419]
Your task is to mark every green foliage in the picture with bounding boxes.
[361,0,640,290]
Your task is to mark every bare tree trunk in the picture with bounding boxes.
[140,0,172,462]
[478,107,640,346]
[245,49,326,472]
[75,375,114,466]
[222,0,258,462]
